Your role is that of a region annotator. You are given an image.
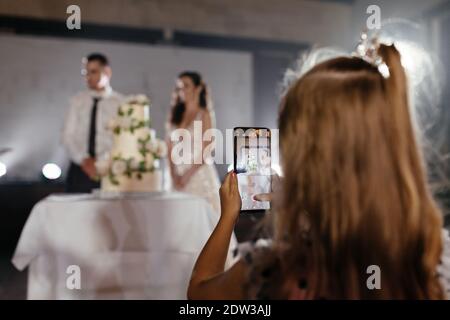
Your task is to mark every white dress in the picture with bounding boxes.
[166,110,222,214]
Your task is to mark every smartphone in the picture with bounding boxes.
[233,127,272,212]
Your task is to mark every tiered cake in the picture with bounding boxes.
[96,95,166,192]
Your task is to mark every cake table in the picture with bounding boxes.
[12,191,239,299]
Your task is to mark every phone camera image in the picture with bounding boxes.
[234,128,272,211]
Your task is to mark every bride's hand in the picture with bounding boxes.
[179,174,190,189]
[173,174,184,190]
[219,171,241,223]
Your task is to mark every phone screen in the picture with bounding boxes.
[234,128,271,211]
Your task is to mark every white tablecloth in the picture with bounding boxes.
[12,191,239,300]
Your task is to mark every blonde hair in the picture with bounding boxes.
[266,44,444,299]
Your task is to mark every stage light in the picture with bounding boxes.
[0,162,6,177]
[42,163,61,180]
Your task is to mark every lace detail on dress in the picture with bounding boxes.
[166,110,221,213]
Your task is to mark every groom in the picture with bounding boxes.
[62,53,122,193]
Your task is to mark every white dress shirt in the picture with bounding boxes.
[62,86,123,165]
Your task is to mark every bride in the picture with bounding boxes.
[165,71,221,213]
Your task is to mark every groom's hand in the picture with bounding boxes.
[81,157,97,180]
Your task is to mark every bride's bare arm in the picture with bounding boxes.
[166,122,185,188]
[166,137,175,173]
[180,110,214,184]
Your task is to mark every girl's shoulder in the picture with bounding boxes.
[237,239,282,299]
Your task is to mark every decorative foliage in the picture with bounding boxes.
[97,94,167,186]
[107,154,158,185]
[109,95,152,135]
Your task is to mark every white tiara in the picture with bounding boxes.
[352,31,390,79]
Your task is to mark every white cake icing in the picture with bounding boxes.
[96,95,167,192]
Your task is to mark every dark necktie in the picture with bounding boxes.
[88,97,101,158]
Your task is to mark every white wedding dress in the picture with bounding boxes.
[166,110,221,214]
[165,110,240,268]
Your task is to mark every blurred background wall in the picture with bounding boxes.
[0,0,447,181]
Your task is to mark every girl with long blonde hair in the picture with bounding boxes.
[187,43,450,299]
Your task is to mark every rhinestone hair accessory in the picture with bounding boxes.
[353,31,390,79]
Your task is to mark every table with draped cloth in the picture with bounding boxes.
[12,191,239,299]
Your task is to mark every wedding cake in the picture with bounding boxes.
[96,95,167,192]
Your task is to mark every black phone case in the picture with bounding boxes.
[233,127,272,213]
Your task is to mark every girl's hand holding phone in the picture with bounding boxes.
[219,171,241,223]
